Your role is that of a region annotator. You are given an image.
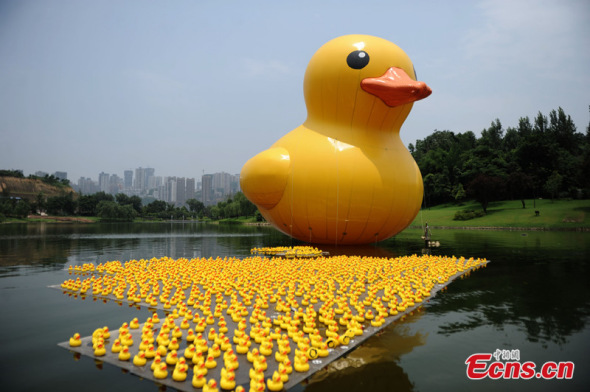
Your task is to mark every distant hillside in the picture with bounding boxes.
[0,176,76,202]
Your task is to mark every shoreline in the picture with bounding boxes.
[2,216,587,232]
[408,225,590,232]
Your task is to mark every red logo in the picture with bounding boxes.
[466,350,574,380]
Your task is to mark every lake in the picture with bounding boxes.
[0,222,588,391]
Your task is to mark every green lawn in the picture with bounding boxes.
[411,199,590,229]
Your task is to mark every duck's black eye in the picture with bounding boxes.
[346,50,370,69]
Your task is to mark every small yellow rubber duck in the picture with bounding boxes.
[153,362,168,380]
[118,345,131,361]
[278,363,289,383]
[166,350,179,366]
[192,372,206,388]
[129,317,140,329]
[267,370,284,391]
[93,342,106,357]
[282,358,293,374]
[69,333,82,347]
[219,369,236,390]
[168,337,180,351]
[133,350,147,366]
[204,354,217,369]
[151,354,162,371]
[294,355,309,372]
[172,360,188,382]
[202,378,219,392]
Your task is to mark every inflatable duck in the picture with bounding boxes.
[241,34,431,245]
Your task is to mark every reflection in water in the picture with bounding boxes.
[303,311,426,392]
[410,229,590,347]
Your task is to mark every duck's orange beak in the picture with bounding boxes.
[361,67,431,107]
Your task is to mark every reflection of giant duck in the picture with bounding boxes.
[241,34,431,245]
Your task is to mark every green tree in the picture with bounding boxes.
[33,191,46,214]
[115,193,130,205]
[14,199,31,218]
[77,192,113,216]
[544,171,563,201]
[186,198,205,216]
[115,194,142,214]
[129,196,142,214]
[467,174,505,213]
[452,183,466,202]
[96,201,137,221]
[143,200,168,215]
[507,171,534,208]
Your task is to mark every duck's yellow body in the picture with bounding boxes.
[241,35,431,245]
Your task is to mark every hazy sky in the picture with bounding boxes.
[1,0,589,182]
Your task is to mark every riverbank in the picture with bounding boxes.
[4,199,589,231]
[411,199,589,230]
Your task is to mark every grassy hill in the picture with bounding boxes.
[411,199,589,230]
[0,176,75,202]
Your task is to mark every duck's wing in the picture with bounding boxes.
[240,147,291,210]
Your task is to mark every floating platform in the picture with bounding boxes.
[250,246,328,258]
[55,254,488,391]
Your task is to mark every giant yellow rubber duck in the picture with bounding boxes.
[240,34,431,244]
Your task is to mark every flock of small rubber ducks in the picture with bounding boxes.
[64,252,487,391]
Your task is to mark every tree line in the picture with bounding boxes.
[0,189,259,222]
[409,107,590,212]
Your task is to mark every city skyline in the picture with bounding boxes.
[16,166,241,206]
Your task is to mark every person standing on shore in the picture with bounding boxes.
[423,223,431,247]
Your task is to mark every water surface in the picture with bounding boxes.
[0,222,588,391]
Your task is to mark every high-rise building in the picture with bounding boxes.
[108,174,123,195]
[124,170,133,190]
[134,167,155,192]
[186,178,195,200]
[212,172,232,196]
[98,172,110,193]
[231,174,240,194]
[53,171,67,180]
[77,177,99,194]
[201,174,213,205]
[176,177,186,206]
